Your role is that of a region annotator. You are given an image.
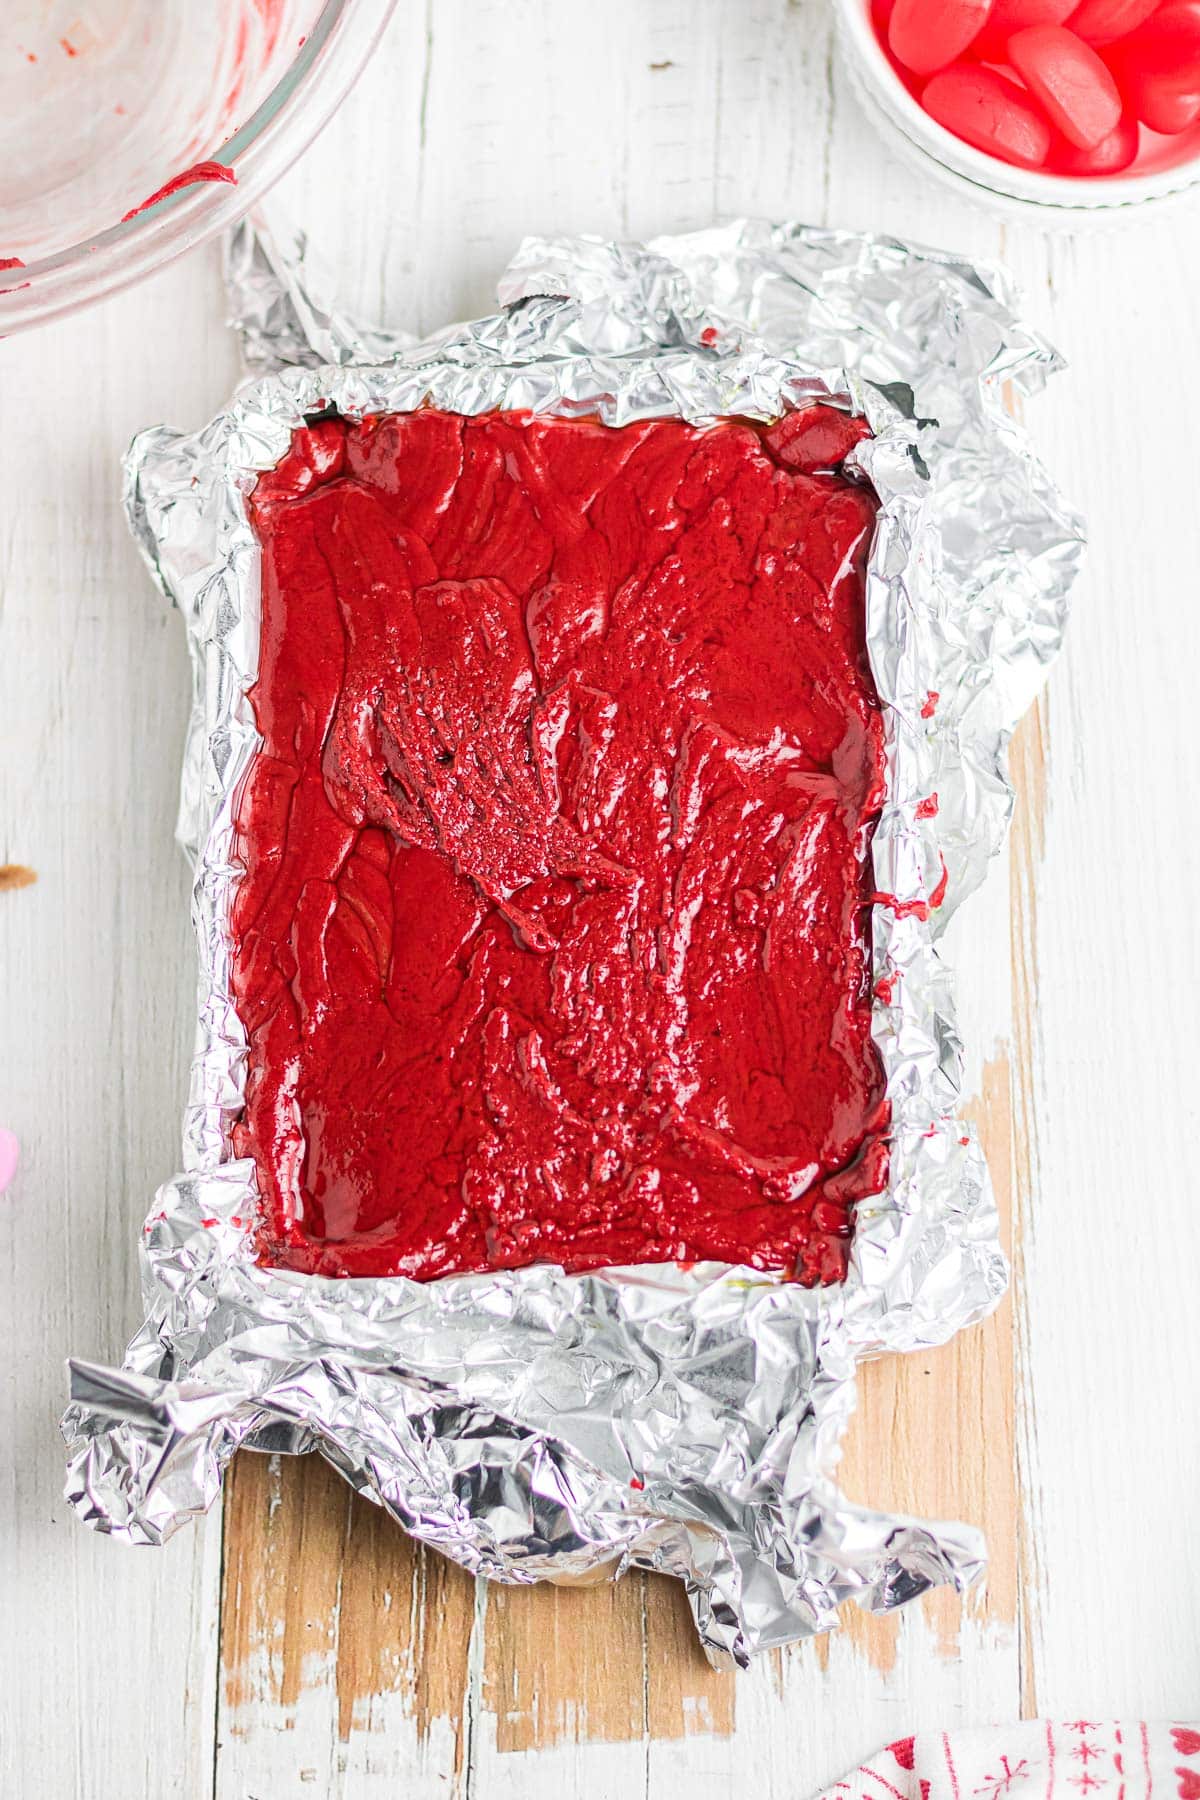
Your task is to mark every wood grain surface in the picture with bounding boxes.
[3,3,1199,1796]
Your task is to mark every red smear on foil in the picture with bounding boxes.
[929,855,950,910]
[873,855,949,921]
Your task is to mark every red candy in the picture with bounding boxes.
[1065,0,1161,44]
[922,62,1053,162]
[1116,0,1200,82]
[971,0,1076,63]
[1050,110,1139,166]
[1105,2,1200,129]
[1106,60,1200,130]
[871,0,1200,175]
[1142,87,1200,130]
[1007,24,1122,147]
[888,0,993,73]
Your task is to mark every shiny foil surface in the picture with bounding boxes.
[62,217,1083,1665]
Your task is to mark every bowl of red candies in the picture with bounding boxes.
[835,0,1200,211]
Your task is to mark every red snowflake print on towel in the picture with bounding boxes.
[1051,1725,1110,1798]
[976,1757,1032,1800]
[1177,1771,1200,1800]
[1174,1734,1200,1760]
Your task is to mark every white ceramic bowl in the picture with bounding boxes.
[833,0,1200,219]
[0,0,397,334]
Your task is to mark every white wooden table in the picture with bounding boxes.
[2,3,1199,1794]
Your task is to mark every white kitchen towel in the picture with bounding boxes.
[814,1722,1200,1800]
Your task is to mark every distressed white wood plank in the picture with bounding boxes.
[0,255,237,1799]
[1000,226,1200,1717]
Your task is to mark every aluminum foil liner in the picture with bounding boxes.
[63,216,1083,1667]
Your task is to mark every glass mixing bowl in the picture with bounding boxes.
[0,0,397,333]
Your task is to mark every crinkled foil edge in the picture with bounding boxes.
[63,217,1083,1667]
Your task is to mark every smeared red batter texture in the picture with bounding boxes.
[234,404,889,1283]
[121,161,236,222]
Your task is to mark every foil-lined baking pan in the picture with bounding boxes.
[63,217,1082,1666]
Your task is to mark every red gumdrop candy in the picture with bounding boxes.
[889,0,993,74]
[971,0,1075,63]
[1049,109,1140,167]
[1106,2,1200,89]
[1065,0,1161,45]
[922,62,1053,163]
[1138,87,1200,129]
[1106,4,1200,127]
[1007,24,1123,147]
[1107,57,1200,127]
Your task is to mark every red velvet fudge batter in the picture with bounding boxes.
[232,404,889,1283]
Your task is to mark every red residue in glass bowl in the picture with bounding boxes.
[120,160,237,222]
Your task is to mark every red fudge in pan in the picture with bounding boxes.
[231,404,889,1283]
